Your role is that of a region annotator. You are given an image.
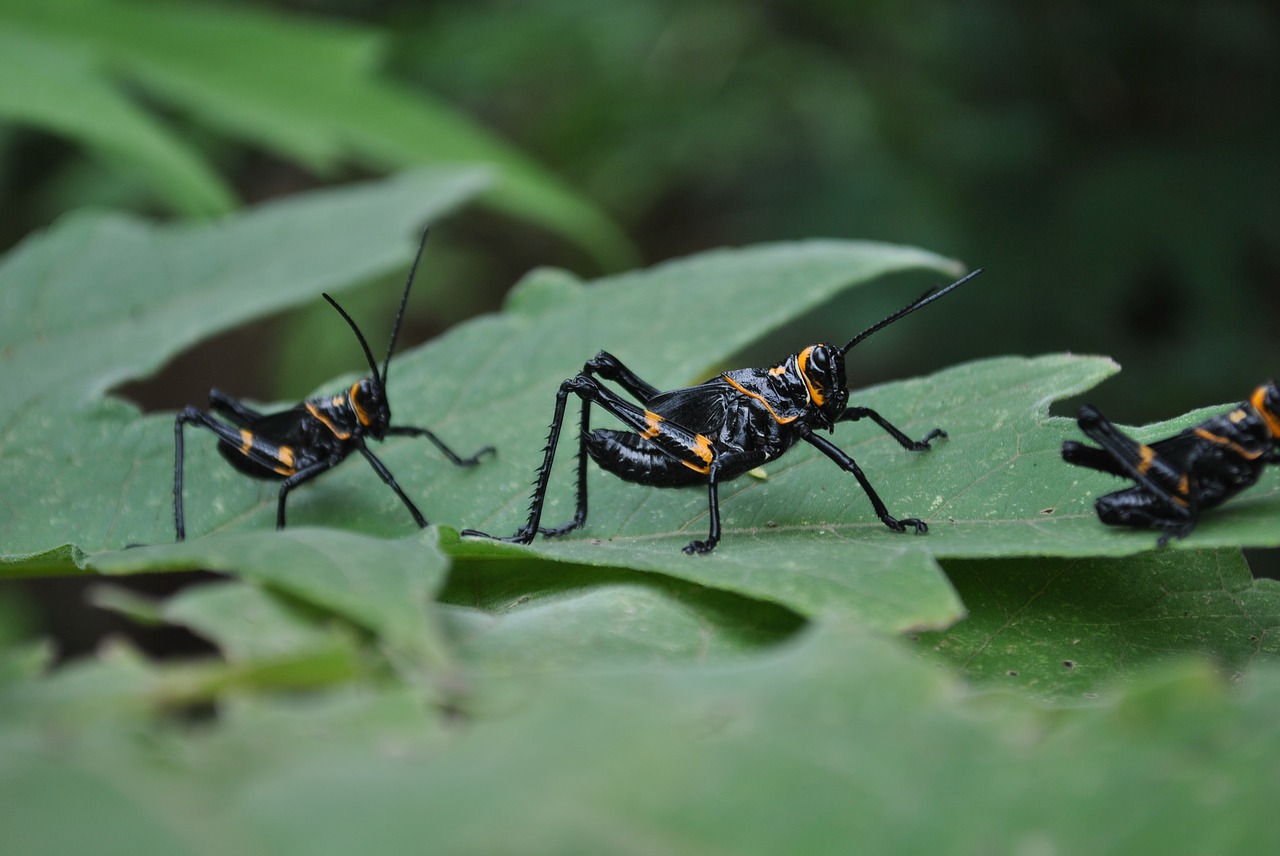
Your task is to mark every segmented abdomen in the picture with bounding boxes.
[584,429,706,487]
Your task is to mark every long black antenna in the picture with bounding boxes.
[323,293,380,380]
[837,268,983,356]
[381,226,431,385]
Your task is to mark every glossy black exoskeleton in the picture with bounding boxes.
[1062,381,1280,546]
[463,268,982,554]
[173,228,494,540]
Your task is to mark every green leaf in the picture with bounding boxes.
[0,0,634,267]
[0,166,489,411]
[93,529,454,679]
[5,624,1279,853]
[160,579,350,664]
[4,233,970,634]
[918,548,1280,703]
[439,562,805,673]
[7,207,1276,645]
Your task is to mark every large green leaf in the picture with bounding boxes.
[0,0,633,266]
[3,236,972,632]
[7,212,1278,636]
[0,166,489,410]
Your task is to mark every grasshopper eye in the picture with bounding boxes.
[808,347,830,377]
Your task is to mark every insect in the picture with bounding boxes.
[1062,381,1280,546]
[173,228,494,540]
[463,268,982,554]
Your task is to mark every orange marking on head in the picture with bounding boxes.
[350,382,372,427]
[796,346,826,407]
[1252,385,1280,439]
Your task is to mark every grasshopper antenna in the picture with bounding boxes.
[322,293,380,381]
[381,226,431,386]
[837,268,984,357]
[319,226,431,387]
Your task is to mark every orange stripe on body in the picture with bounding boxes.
[307,401,351,440]
[680,433,713,474]
[1136,444,1156,475]
[1137,445,1191,508]
[273,445,297,476]
[639,410,714,474]
[641,410,663,439]
[1193,427,1263,460]
[721,376,798,424]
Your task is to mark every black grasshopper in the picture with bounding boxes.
[464,268,982,554]
[173,228,494,540]
[1062,381,1280,545]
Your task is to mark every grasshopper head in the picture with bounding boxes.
[1254,380,1280,441]
[797,343,849,429]
[349,377,392,439]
